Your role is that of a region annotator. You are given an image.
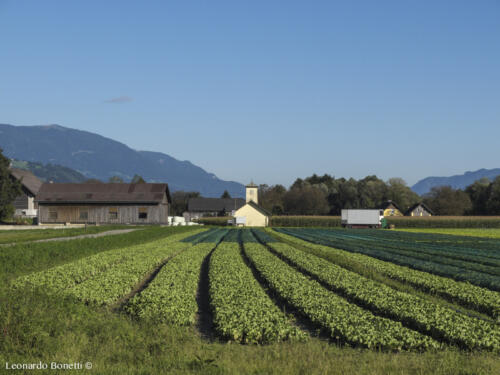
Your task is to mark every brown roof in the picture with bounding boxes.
[188,197,245,212]
[10,168,43,196]
[36,183,171,204]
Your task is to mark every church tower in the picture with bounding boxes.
[246,181,258,204]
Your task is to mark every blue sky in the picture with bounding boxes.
[1,1,499,187]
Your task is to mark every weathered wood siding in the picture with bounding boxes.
[13,193,28,210]
[39,204,169,224]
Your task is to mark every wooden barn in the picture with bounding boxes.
[405,202,434,217]
[36,183,171,225]
[9,168,43,218]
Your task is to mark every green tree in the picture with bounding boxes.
[486,176,500,215]
[131,174,146,184]
[283,186,329,215]
[358,175,387,209]
[465,178,490,215]
[259,184,287,214]
[424,186,472,215]
[385,178,420,213]
[171,191,200,216]
[108,176,124,183]
[220,190,231,199]
[0,149,22,220]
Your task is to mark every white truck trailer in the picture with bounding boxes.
[341,209,385,228]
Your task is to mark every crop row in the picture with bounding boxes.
[362,229,500,256]
[126,229,228,324]
[67,239,196,305]
[181,228,224,244]
[270,229,500,319]
[253,230,500,351]
[279,228,500,291]
[209,236,305,343]
[310,229,500,276]
[12,229,204,292]
[242,237,440,350]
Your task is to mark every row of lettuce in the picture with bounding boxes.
[11,227,500,351]
[277,228,500,292]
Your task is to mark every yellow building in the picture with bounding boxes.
[381,200,403,217]
[234,182,270,227]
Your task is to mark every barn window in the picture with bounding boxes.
[79,210,88,220]
[109,207,118,220]
[49,210,58,220]
[138,207,148,220]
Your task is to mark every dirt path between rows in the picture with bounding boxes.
[0,229,138,247]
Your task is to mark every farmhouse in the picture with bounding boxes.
[9,168,43,218]
[381,200,403,216]
[36,183,171,225]
[234,182,271,227]
[406,202,433,217]
[184,197,245,222]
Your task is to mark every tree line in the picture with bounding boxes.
[169,174,500,217]
[2,146,500,219]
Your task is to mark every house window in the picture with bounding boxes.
[49,210,58,220]
[109,207,118,220]
[138,207,148,220]
[79,210,89,220]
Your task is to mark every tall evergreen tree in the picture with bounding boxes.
[220,190,231,199]
[0,149,22,220]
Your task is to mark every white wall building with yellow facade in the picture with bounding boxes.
[234,182,270,227]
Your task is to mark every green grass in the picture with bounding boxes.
[396,228,500,239]
[0,226,199,284]
[1,226,499,374]
[0,225,133,244]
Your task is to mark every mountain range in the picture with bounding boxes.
[10,160,87,183]
[0,123,245,197]
[411,168,500,195]
[2,123,498,197]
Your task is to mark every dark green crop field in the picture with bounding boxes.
[1,226,499,374]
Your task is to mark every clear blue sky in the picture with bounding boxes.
[1,1,499,187]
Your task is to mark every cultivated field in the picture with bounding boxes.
[1,226,500,374]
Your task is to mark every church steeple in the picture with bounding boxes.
[245,181,258,204]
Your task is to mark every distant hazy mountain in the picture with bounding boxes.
[412,168,500,195]
[10,160,87,183]
[0,123,245,197]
